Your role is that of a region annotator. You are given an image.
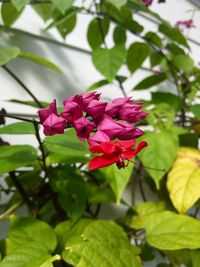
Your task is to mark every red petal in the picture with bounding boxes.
[135,141,148,154]
[89,142,117,155]
[118,139,136,150]
[89,155,118,170]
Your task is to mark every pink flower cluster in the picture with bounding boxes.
[38,92,147,146]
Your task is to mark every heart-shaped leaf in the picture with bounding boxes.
[92,45,127,82]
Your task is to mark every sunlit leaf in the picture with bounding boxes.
[145,211,200,250]
[138,130,179,188]
[99,164,133,203]
[63,220,141,267]
[6,216,57,253]
[167,147,200,213]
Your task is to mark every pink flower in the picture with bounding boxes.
[73,116,95,141]
[115,121,144,139]
[86,100,107,119]
[80,92,101,111]
[38,100,57,124]
[61,102,82,123]
[89,139,147,170]
[118,103,148,123]
[43,113,65,136]
[88,131,110,146]
[106,97,132,117]
[63,95,81,106]
[98,117,144,140]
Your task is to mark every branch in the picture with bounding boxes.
[33,120,48,178]
[9,171,35,213]
[3,66,43,108]
[0,112,40,123]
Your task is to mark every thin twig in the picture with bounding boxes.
[0,201,22,221]
[33,120,48,178]
[9,171,35,212]
[3,66,43,108]
[0,112,39,123]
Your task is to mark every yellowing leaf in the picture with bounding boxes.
[145,211,200,250]
[167,147,200,213]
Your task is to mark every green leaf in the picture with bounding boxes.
[0,46,20,66]
[107,0,127,9]
[92,44,127,82]
[151,92,183,112]
[99,164,133,203]
[159,23,189,48]
[52,0,73,14]
[172,54,194,74]
[1,3,23,26]
[0,145,37,175]
[134,72,167,90]
[11,0,30,10]
[63,220,141,267]
[87,18,110,49]
[32,3,53,21]
[113,25,126,45]
[9,99,49,108]
[190,104,200,119]
[0,242,60,267]
[166,43,185,55]
[85,79,109,92]
[18,52,62,73]
[190,250,200,267]
[127,42,150,73]
[167,147,200,213]
[131,201,168,229]
[138,130,179,188]
[0,122,36,135]
[49,166,86,220]
[179,133,198,148]
[145,31,162,48]
[45,7,79,32]
[45,129,89,164]
[7,216,57,254]
[145,211,200,250]
[150,51,163,67]
[54,220,72,253]
[147,103,175,129]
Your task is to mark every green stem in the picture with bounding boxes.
[3,66,43,108]
[0,112,39,123]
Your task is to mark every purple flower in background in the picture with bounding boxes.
[176,19,195,29]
